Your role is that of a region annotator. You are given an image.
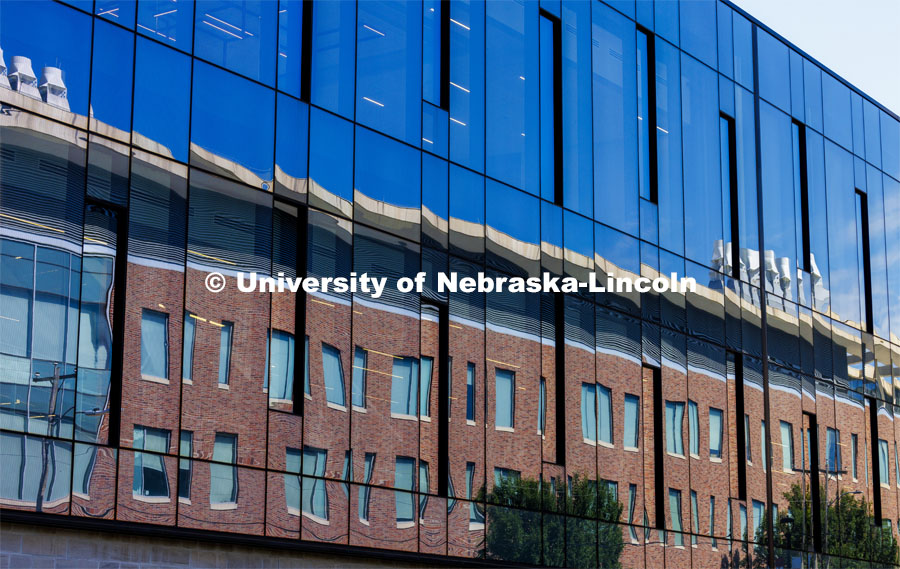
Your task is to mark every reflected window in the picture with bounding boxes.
[895,447,899,487]
[359,453,375,522]
[321,343,346,407]
[182,312,196,381]
[391,356,419,417]
[140,309,169,380]
[341,451,352,497]
[466,462,483,524]
[395,456,416,525]
[178,430,192,501]
[466,362,476,422]
[665,401,685,456]
[628,484,638,543]
[852,433,859,479]
[137,0,194,51]
[598,384,612,445]
[419,461,430,520]
[879,439,890,486]
[780,421,794,472]
[709,408,723,459]
[194,0,277,85]
[581,383,597,442]
[690,490,699,546]
[420,356,434,419]
[495,369,515,429]
[826,427,841,473]
[688,401,700,456]
[709,496,717,548]
[669,488,683,546]
[752,500,765,542]
[265,330,294,401]
[538,377,546,435]
[304,336,310,396]
[624,394,640,449]
[761,420,767,471]
[285,447,301,513]
[352,346,367,409]
[210,433,238,505]
[301,446,327,520]
[494,467,520,488]
[217,321,234,386]
[133,425,170,499]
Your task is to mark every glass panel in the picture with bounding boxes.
[194,0,277,85]
[495,369,515,429]
[310,0,356,118]
[89,21,134,140]
[137,0,194,51]
[133,38,191,162]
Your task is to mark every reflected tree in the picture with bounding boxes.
[481,474,624,567]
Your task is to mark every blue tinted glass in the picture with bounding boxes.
[863,101,882,168]
[194,0,277,85]
[539,14,556,203]
[805,130,830,311]
[311,0,356,118]
[732,13,753,91]
[759,102,798,299]
[636,0,653,30]
[717,4,733,78]
[593,4,637,236]
[637,30,651,203]
[422,102,449,157]
[756,30,789,113]
[485,180,539,276]
[655,40,684,256]
[485,0,539,195]
[354,126,421,241]
[137,0,194,51]
[90,20,134,136]
[865,166,890,339]
[789,50,804,122]
[655,0,679,45]
[309,108,353,215]
[277,0,303,97]
[449,0,485,171]
[679,0,716,68]
[824,140,859,326]
[607,0,634,19]
[449,165,484,262]
[0,1,92,117]
[564,210,593,278]
[422,154,449,250]
[423,0,441,106]
[803,60,823,132]
[822,74,852,150]
[681,54,721,269]
[851,93,864,157]
[274,94,309,199]
[736,87,758,253]
[356,1,422,145]
[719,76,734,117]
[561,0,592,216]
[883,175,900,338]
[96,0,136,28]
[880,112,900,180]
[191,62,275,188]
[133,38,190,162]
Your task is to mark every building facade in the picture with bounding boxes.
[1,0,899,567]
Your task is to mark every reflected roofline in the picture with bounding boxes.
[722,0,900,120]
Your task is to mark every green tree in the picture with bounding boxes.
[749,483,898,568]
[481,474,624,568]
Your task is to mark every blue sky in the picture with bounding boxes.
[733,0,900,115]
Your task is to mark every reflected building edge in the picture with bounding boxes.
[2,0,900,567]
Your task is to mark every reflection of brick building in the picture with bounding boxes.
[3,1,900,568]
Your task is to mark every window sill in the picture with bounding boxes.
[420,415,432,423]
[210,502,238,510]
[269,398,292,405]
[689,453,700,460]
[304,393,313,400]
[624,446,640,453]
[72,492,90,500]
[667,452,686,460]
[326,402,347,412]
[302,511,329,525]
[598,440,614,449]
[881,483,891,489]
[495,426,514,433]
[583,438,597,446]
[396,520,415,529]
[352,405,367,413]
[391,412,418,422]
[358,518,370,526]
[182,378,193,385]
[468,522,485,531]
[467,420,476,426]
[217,383,230,390]
[710,456,723,463]
[178,497,191,505]
[132,493,171,504]
[140,374,170,385]
[286,506,300,517]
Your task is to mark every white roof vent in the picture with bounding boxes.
[39,66,69,111]
[9,56,40,99]
[0,47,10,89]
